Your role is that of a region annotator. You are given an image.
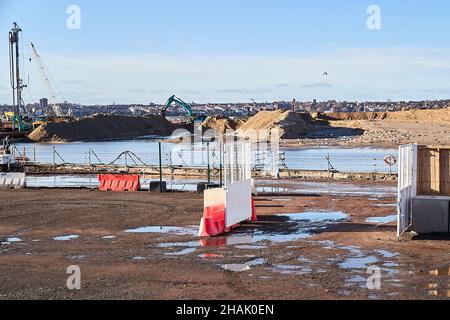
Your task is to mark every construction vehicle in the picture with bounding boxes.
[2,112,31,131]
[8,22,28,132]
[28,42,73,118]
[162,95,207,124]
[0,136,17,172]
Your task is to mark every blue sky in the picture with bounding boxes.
[1,0,450,104]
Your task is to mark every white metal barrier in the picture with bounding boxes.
[0,173,26,189]
[397,144,418,238]
[224,142,251,187]
[225,179,253,228]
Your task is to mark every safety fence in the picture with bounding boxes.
[11,143,398,174]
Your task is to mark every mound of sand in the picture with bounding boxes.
[202,116,243,133]
[323,108,450,123]
[237,110,312,140]
[28,114,175,143]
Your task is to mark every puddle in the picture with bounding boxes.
[157,241,199,248]
[6,237,22,243]
[273,264,313,275]
[68,255,86,260]
[256,180,396,197]
[1,237,23,245]
[272,198,292,202]
[102,236,116,240]
[199,253,224,259]
[53,235,79,241]
[235,245,267,250]
[221,258,266,272]
[165,248,197,256]
[284,211,348,222]
[211,211,349,246]
[339,256,378,269]
[376,249,398,259]
[124,226,198,236]
[372,204,397,207]
[365,215,397,224]
[132,256,146,261]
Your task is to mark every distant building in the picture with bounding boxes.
[39,98,48,110]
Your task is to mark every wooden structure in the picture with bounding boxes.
[417,146,450,196]
[398,144,450,237]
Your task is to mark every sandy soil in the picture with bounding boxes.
[283,119,450,148]
[0,188,449,300]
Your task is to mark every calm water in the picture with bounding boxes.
[14,140,397,173]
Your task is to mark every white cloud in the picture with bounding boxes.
[1,47,450,104]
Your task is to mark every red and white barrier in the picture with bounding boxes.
[198,179,256,237]
[99,174,140,192]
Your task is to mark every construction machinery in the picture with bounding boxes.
[8,22,29,132]
[28,41,73,118]
[162,95,206,124]
[0,136,17,172]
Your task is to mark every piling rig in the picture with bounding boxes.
[8,22,29,132]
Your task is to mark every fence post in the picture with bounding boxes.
[53,146,56,166]
[33,146,36,163]
[88,148,91,166]
[159,141,163,192]
[219,142,223,187]
[207,142,211,183]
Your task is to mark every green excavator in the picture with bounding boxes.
[161,95,207,124]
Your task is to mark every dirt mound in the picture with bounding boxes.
[323,108,450,123]
[237,110,312,140]
[28,114,175,143]
[202,116,243,133]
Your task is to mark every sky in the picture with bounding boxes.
[1,0,450,105]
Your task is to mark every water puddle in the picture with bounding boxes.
[284,211,348,222]
[1,237,22,245]
[157,241,199,248]
[102,235,116,240]
[235,245,267,250]
[376,250,398,259]
[372,204,397,207]
[132,256,146,261]
[273,264,313,275]
[221,258,266,272]
[68,255,86,260]
[365,215,397,224]
[53,235,79,241]
[256,180,396,197]
[124,226,198,236]
[165,248,197,256]
[339,256,378,269]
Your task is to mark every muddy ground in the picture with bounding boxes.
[0,186,449,300]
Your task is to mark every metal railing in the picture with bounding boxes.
[12,144,397,174]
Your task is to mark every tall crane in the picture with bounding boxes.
[8,22,29,131]
[28,41,72,117]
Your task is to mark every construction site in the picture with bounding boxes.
[1,18,450,303]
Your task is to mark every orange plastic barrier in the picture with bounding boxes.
[251,196,257,222]
[99,174,140,192]
[198,195,258,237]
[198,202,226,237]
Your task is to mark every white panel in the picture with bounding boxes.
[0,173,26,189]
[224,142,251,187]
[225,179,252,228]
[397,144,417,238]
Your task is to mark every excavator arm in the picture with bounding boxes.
[161,95,194,120]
